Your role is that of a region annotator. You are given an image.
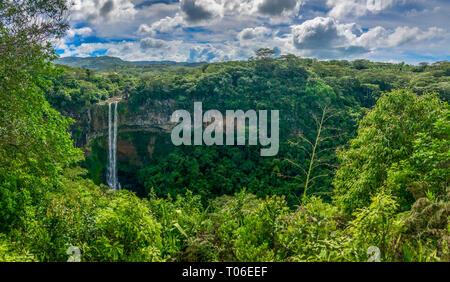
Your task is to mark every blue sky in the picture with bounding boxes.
[56,0,450,64]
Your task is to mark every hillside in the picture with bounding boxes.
[55,56,206,72]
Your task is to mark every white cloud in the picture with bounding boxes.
[356,25,446,48]
[256,0,302,16]
[59,0,450,63]
[69,1,179,39]
[180,0,224,23]
[58,38,235,62]
[137,13,184,36]
[326,0,397,19]
[70,0,138,22]
[177,0,302,24]
[237,26,272,40]
[289,16,447,58]
[386,26,445,46]
[140,37,167,49]
[66,27,93,38]
[291,17,368,58]
[58,20,448,62]
[354,26,387,48]
[233,25,293,58]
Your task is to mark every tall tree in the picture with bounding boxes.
[0,0,81,231]
[255,48,275,59]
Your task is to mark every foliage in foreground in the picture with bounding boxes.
[1,176,447,262]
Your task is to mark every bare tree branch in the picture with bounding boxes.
[283,102,345,202]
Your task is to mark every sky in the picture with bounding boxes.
[56,0,450,64]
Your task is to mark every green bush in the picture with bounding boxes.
[90,191,163,262]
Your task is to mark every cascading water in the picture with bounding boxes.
[107,101,120,190]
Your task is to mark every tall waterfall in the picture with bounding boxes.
[107,101,120,190]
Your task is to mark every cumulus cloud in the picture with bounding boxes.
[292,17,344,49]
[70,0,301,40]
[180,0,223,23]
[188,44,229,61]
[69,1,179,39]
[386,26,445,46]
[137,13,184,35]
[356,26,446,48]
[100,0,115,18]
[71,0,137,22]
[354,26,388,48]
[256,0,301,16]
[140,37,167,49]
[55,27,94,51]
[291,17,368,58]
[290,16,447,58]
[66,27,93,38]
[59,39,238,62]
[177,0,302,24]
[60,0,449,63]
[326,0,397,19]
[237,26,272,40]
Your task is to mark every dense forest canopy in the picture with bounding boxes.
[0,0,448,262]
[47,55,450,205]
[49,56,450,115]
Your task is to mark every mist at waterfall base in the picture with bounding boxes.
[107,101,120,190]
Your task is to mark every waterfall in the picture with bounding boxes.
[107,101,120,190]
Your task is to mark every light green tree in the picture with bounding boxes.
[333,90,448,213]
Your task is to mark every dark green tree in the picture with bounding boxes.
[255,48,275,58]
[0,0,81,231]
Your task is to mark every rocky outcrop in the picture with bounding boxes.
[84,98,176,146]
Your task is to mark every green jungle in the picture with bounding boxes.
[0,0,448,262]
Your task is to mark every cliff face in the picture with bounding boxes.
[84,98,175,145]
[79,98,176,187]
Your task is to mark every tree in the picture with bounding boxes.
[419,62,429,71]
[333,90,448,213]
[0,0,81,231]
[255,48,275,59]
